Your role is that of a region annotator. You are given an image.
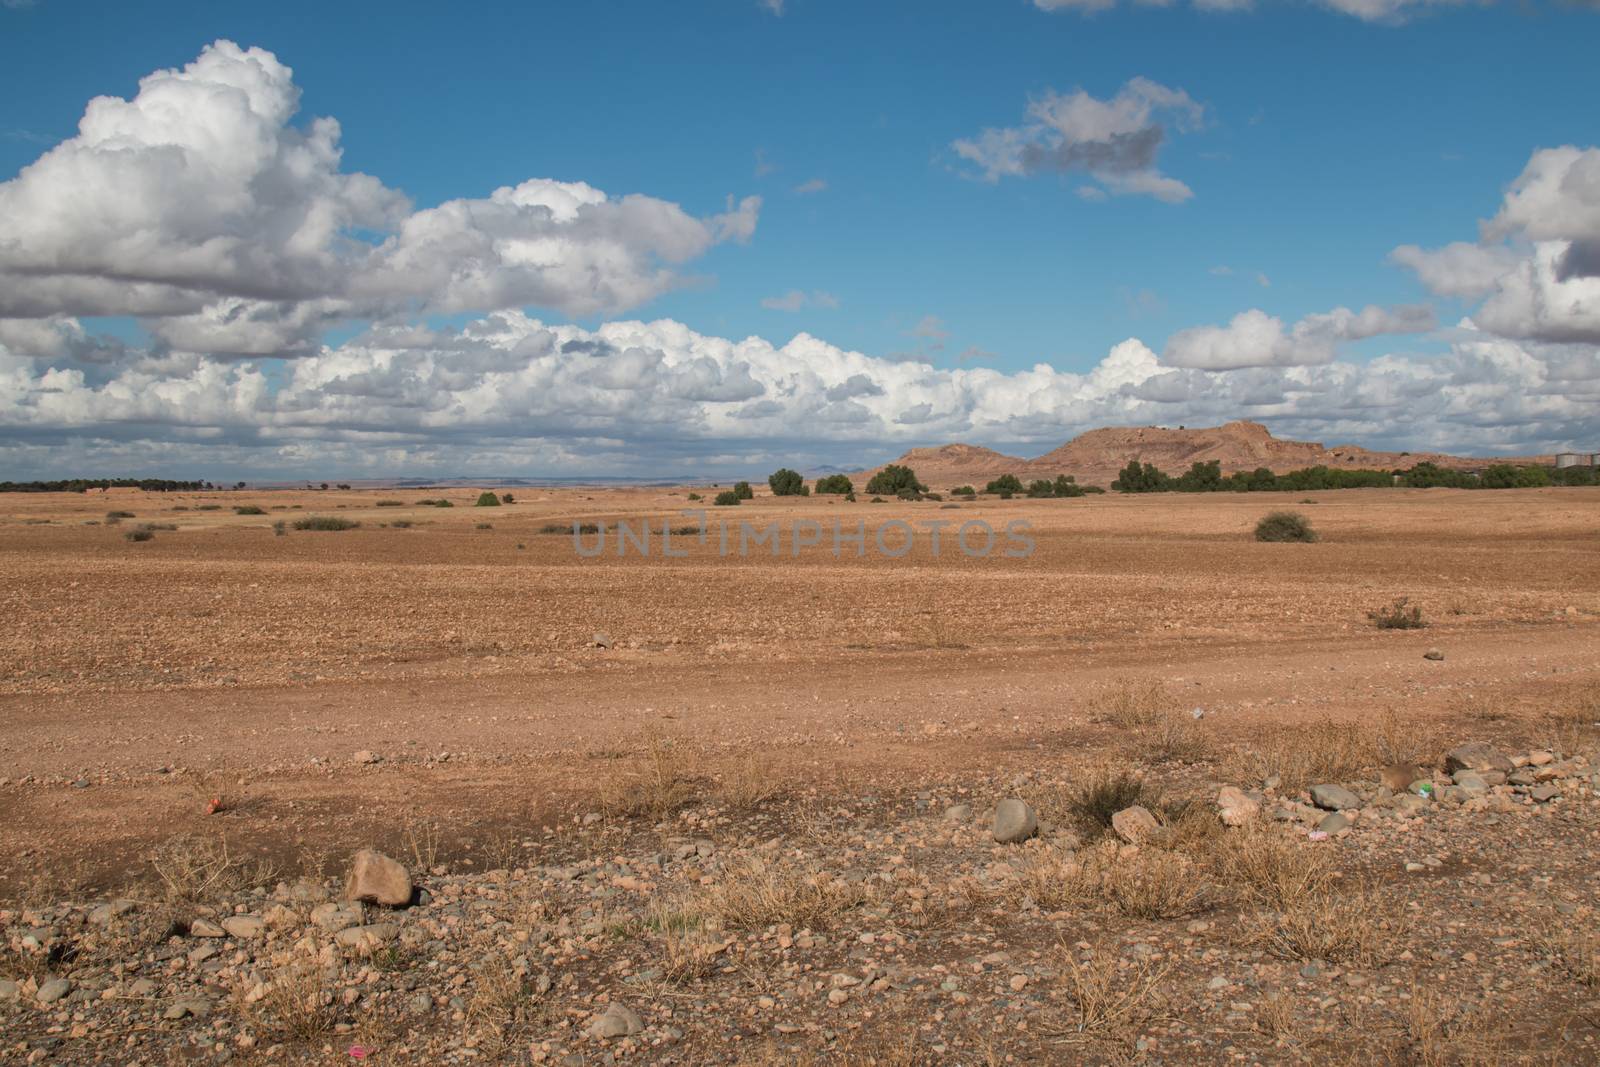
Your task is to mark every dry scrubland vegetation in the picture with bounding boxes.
[1,484,1598,1064]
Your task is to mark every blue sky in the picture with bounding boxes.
[0,0,1597,477]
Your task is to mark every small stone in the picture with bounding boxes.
[310,903,362,932]
[344,849,412,907]
[334,923,400,950]
[1405,861,1425,872]
[0,979,18,1001]
[1009,974,1028,992]
[1530,784,1561,803]
[586,1001,644,1039]
[943,803,973,823]
[592,632,613,649]
[88,899,137,925]
[353,750,381,765]
[1111,804,1160,844]
[991,799,1038,844]
[1309,784,1361,811]
[1318,812,1353,834]
[36,978,71,1004]
[827,988,849,1005]
[222,915,264,939]
[189,918,225,938]
[1528,750,1554,767]
[1216,785,1259,827]
[1451,772,1489,796]
[1423,648,1444,661]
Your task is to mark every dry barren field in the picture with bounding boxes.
[2,485,1599,1065]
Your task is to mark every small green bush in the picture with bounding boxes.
[415,498,454,508]
[195,504,222,511]
[292,516,360,531]
[951,485,976,497]
[106,510,135,520]
[124,529,154,542]
[1369,597,1428,630]
[272,521,286,536]
[686,492,703,501]
[1069,770,1152,839]
[733,481,754,500]
[375,499,405,507]
[815,474,853,495]
[714,490,742,506]
[475,491,501,507]
[866,464,924,496]
[769,469,808,496]
[390,520,414,529]
[234,505,265,515]
[985,474,1024,495]
[500,492,514,504]
[1254,511,1318,543]
[475,522,493,529]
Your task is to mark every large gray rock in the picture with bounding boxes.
[1443,742,1513,775]
[344,849,413,907]
[991,799,1038,844]
[1309,784,1361,811]
[587,1000,645,1039]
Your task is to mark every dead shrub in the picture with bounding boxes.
[1224,711,1435,793]
[700,857,871,932]
[1245,883,1387,965]
[715,755,783,811]
[1042,941,1169,1042]
[243,961,335,1042]
[1210,825,1333,910]
[1540,916,1600,987]
[465,953,546,1054]
[401,816,441,872]
[598,733,700,820]
[147,835,271,902]
[1369,596,1428,630]
[1089,677,1167,730]
[1021,840,1209,919]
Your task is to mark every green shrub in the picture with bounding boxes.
[500,492,514,504]
[869,496,885,503]
[714,490,742,506]
[139,523,176,531]
[106,510,135,520]
[272,521,286,536]
[1254,511,1317,543]
[951,485,976,497]
[234,505,265,515]
[814,474,853,495]
[924,492,943,501]
[1026,479,1055,498]
[865,464,924,496]
[415,498,454,508]
[986,474,1024,496]
[292,516,360,531]
[1369,597,1427,630]
[475,491,501,507]
[895,486,922,500]
[375,499,405,507]
[733,481,754,500]
[844,490,856,501]
[124,529,154,542]
[686,492,703,501]
[389,520,414,529]
[195,504,222,511]
[475,522,493,529]
[769,468,808,496]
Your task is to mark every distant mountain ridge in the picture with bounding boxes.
[858,421,1549,488]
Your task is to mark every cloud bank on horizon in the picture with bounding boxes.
[0,36,1597,478]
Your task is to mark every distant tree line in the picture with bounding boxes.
[1109,458,1594,493]
[0,478,221,493]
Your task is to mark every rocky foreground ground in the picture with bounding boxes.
[5,707,1600,1067]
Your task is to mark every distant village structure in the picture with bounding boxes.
[1555,452,1599,468]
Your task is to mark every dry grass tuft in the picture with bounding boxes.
[1064,766,1151,837]
[1245,882,1389,965]
[147,835,272,902]
[699,857,871,932]
[715,755,784,811]
[1019,839,1209,919]
[1042,942,1169,1042]
[1090,677,1168,730]
[598,733,701,820]
[1540,915,1600,987]
[1223,710,1438,793]
[401,815,441,872]
[1209,825,1333,910]
[242,961,335,1042]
